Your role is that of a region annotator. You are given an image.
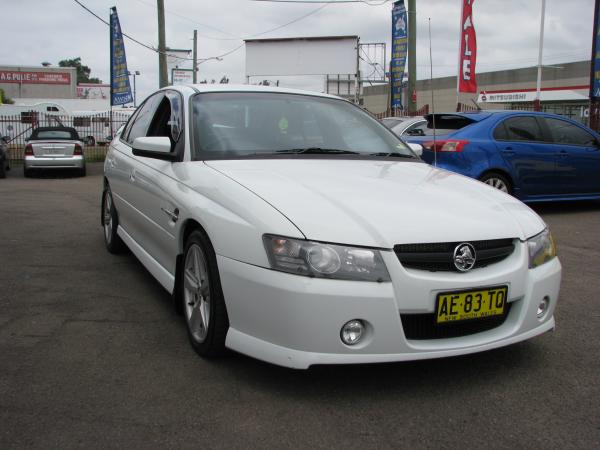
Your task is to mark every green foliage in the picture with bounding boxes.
[0,88,15,104]
[58,57,102,84]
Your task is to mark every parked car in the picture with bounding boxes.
[381,116,428,137]
[102,85,560,369]
[24,126,86,177]
[0,135,10,178]
[402,111,600,202]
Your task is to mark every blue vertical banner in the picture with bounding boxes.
[391,0,408,109]
[110,7,133,106]
[590,0,600,99]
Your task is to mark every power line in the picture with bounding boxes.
[130,0,239,40]
[251,0,391,4]
[247,4,329,38]
[131,0,331,41]
[73,0,245,61]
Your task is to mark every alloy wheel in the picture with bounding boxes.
[184,244,211,343]
[103,193,113,244]
[484,177,509,193]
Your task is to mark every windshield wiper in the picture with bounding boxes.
[367,152,417,158]
[275,147,361,155]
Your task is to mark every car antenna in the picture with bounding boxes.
[471,99,482,111]
[428,17,437,168]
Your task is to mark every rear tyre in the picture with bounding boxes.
[0,161,5,179]
[102,187,126,254]
[79,165,87,177]
[181,230,229,358]
[479,172,512,195]
[23,167,32,178]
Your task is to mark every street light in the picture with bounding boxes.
[128,70,141,107]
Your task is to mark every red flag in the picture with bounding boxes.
[458,0,477,93]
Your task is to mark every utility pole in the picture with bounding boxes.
[407,0,417,113]
[157,0,168,87]
[193,30,198,83]
[534,0,546,112]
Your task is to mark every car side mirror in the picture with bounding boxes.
[406,142,424,157]
[132,136,176,161]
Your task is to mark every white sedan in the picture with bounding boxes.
[102,85,561,369]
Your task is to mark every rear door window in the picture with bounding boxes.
[496,116,543,142]
[543,117,597,146]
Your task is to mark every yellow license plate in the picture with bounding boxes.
[436,286,508,324]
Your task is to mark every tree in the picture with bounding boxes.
[0,88,14,104]
[58,57,102,84]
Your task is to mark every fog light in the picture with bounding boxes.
[537,296,550,319]
[341,320,364,345]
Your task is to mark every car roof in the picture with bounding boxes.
[429,110,581,122]
[165,83,344,101]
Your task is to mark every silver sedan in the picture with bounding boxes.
[24,126,86,177]
[381,116,428,137]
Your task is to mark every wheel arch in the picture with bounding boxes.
[173,218,214,314]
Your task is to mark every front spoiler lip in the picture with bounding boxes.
[225,318,555,369]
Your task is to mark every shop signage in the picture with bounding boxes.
[0,70,71,85]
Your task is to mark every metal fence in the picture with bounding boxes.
[371,105,430,120]
[0,111,133,164]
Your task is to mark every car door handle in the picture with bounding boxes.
[161,207,179,222]
[129,169,136,182]
[558,150,569,158]
[501,147,515,156]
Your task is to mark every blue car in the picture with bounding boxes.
[402,111,600,202]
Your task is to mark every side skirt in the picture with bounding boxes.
[117,225,175,294]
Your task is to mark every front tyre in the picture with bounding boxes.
[182,230,229,358]
[102,187,125,254]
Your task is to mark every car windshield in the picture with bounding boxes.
[191,92,416,160]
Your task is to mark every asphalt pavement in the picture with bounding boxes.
[1,163,599,449]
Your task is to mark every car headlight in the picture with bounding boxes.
[527,228,556,268]
[263,235,391,282]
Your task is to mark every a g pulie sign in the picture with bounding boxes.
[0,70,71,85]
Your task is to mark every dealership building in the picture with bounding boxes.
[363,60,591,124]
[0,65,110,111]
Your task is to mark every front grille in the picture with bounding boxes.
[394,238,515,272]
[400,302,512,340]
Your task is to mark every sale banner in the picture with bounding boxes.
[458,0,477,93]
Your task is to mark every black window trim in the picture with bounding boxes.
[119,89,186,163]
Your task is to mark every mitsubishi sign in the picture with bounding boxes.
[478,86,589,103]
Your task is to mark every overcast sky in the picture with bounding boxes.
[1,0,594,102]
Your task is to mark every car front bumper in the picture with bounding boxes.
[24,155,85,170]
[218,243,561,369]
